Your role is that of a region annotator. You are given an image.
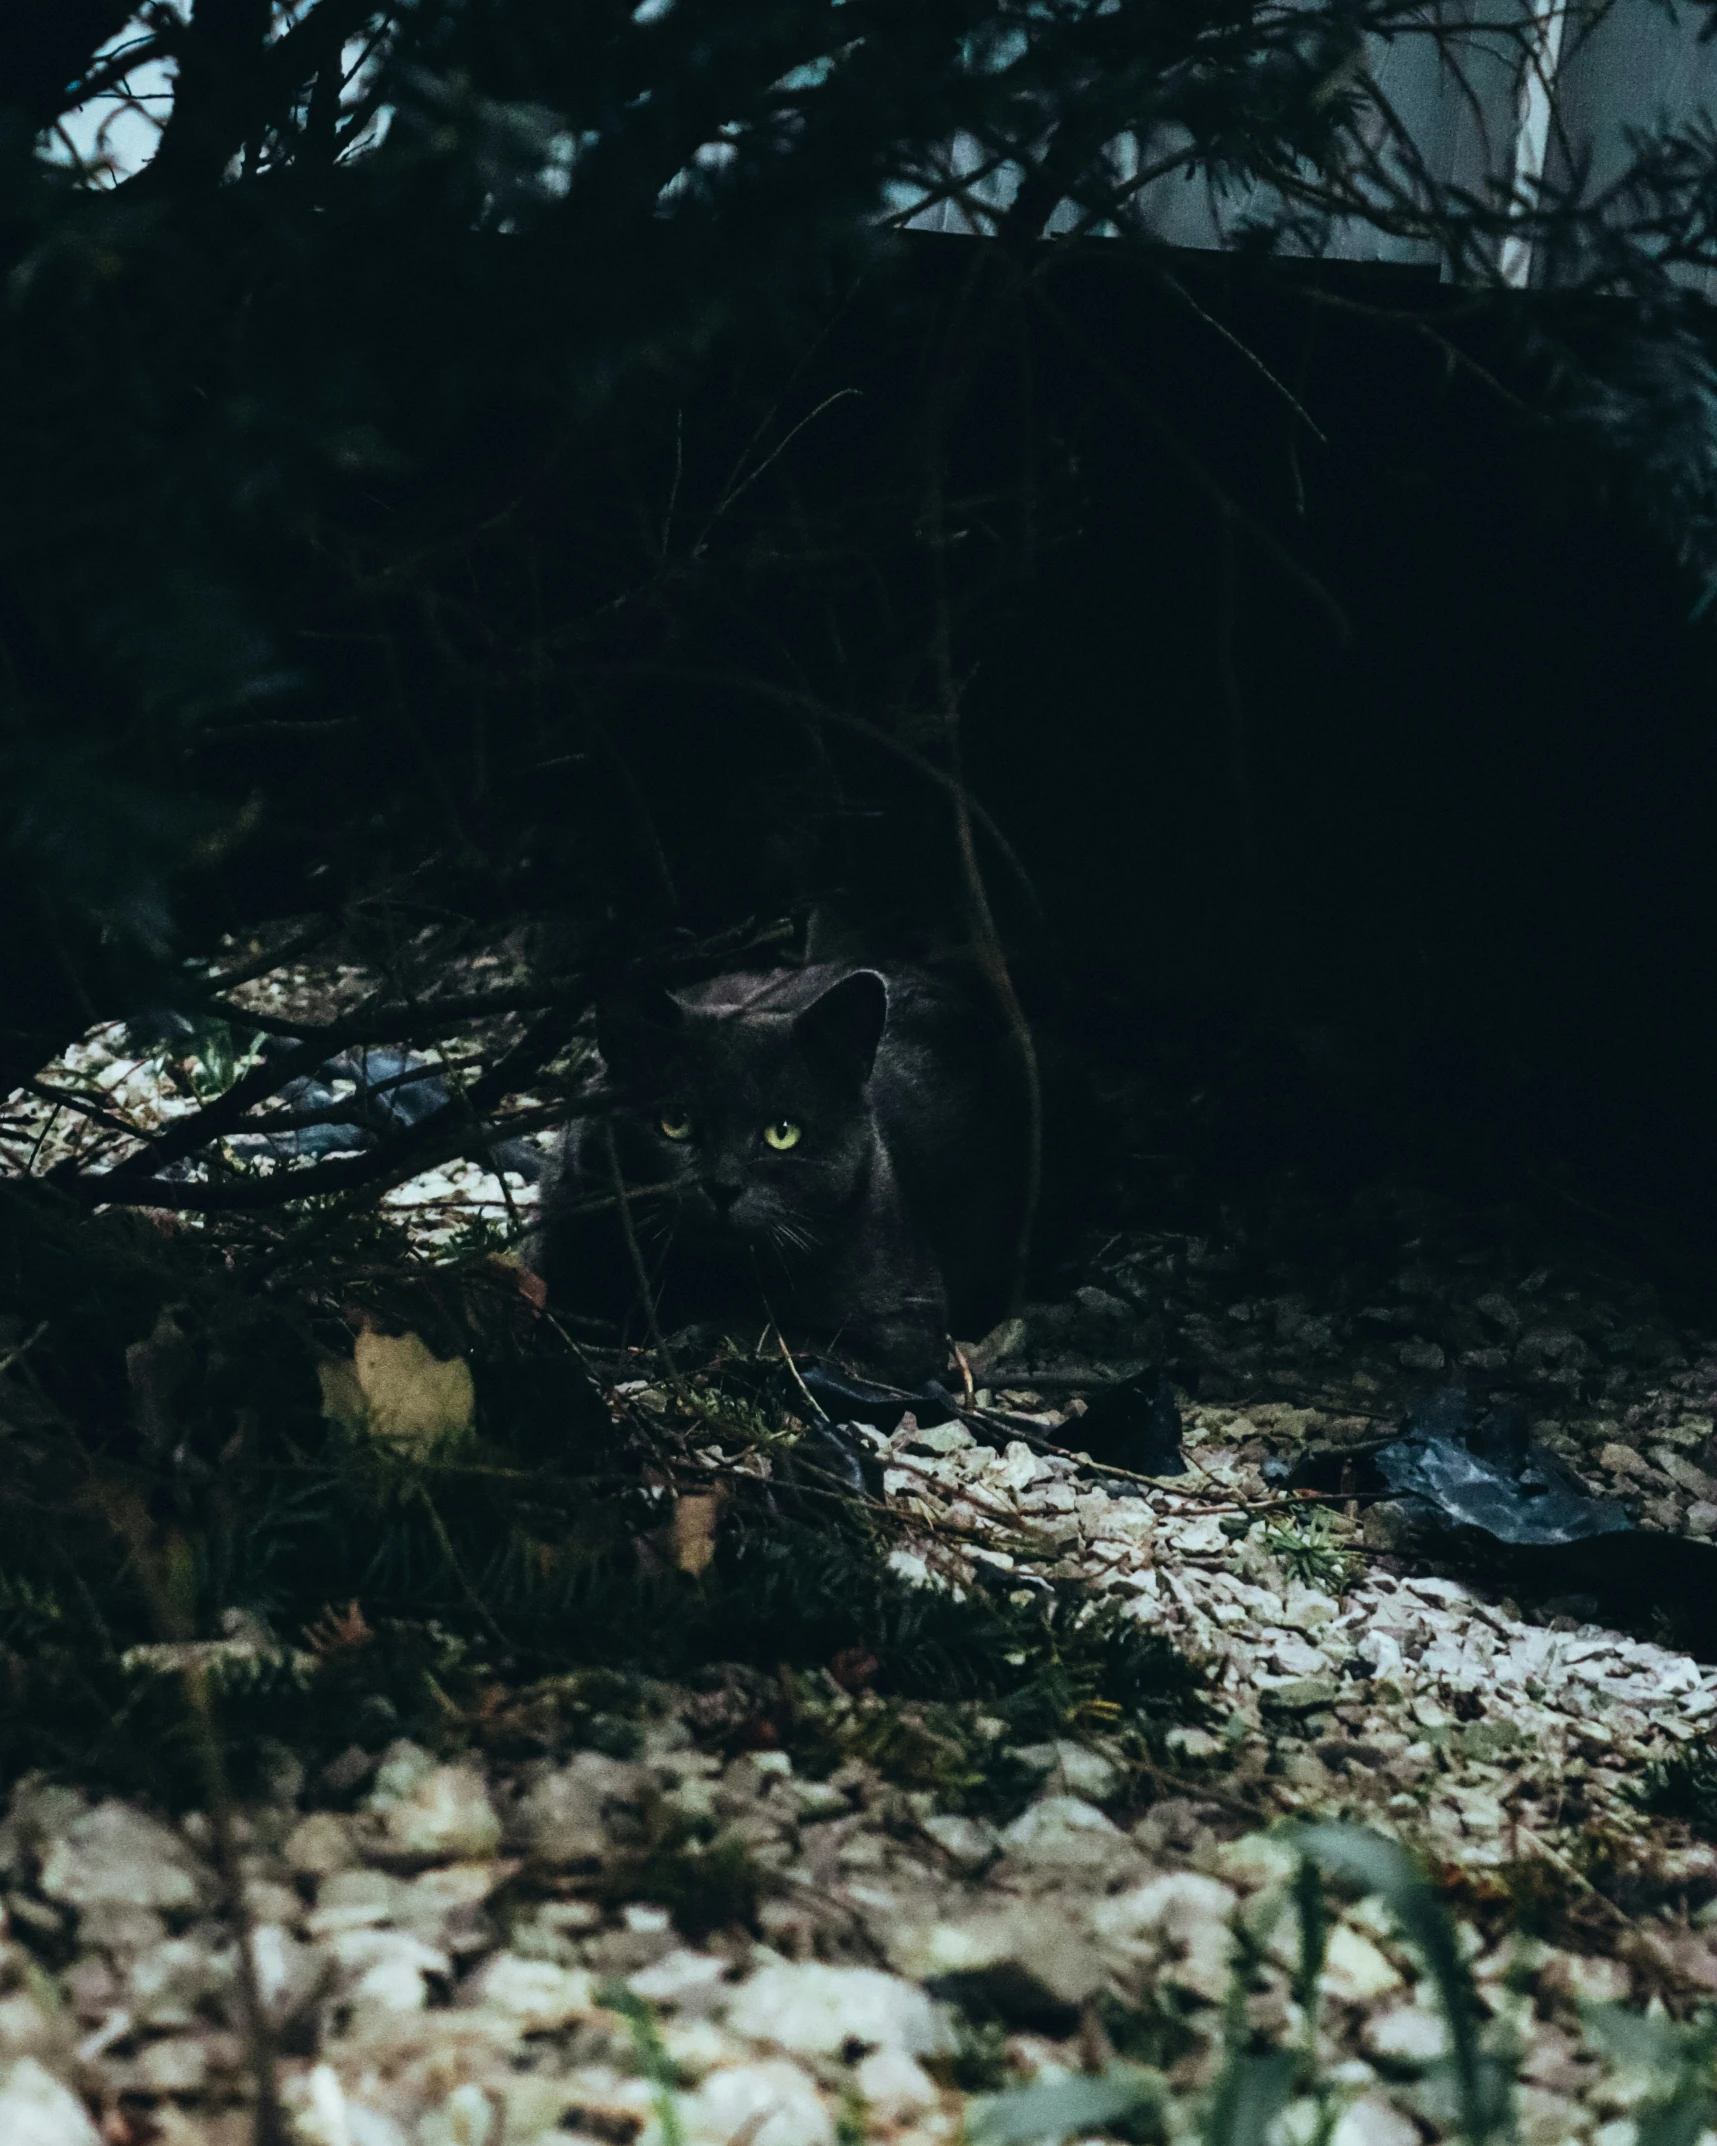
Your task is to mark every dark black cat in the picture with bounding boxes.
[533,964,1028,1379]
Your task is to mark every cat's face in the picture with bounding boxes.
[598,971,888,1264]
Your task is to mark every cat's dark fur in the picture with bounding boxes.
[533,963,1028,1378]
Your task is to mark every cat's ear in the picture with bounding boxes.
[596,987,684,1081]
[793,969,887,1086]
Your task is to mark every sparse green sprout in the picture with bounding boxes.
[971,1824,1509,2146]
[1262,1505,1358,1595]
[598,1982,688,2146]
[1580,2004,1717,2146]
[967,2065,1166,2146]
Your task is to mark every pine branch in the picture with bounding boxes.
[0,1,138,131]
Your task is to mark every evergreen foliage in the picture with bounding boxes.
[2,0,1717,1105]
[0,1165,1200,1806]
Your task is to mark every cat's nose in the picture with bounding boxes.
[707,1179,743,1215]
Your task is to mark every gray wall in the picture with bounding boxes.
[907,0,1717,289]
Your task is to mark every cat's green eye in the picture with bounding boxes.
[763,1119,802,1152]
[660,1110,694,1141]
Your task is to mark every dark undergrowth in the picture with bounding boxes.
[1640,1745,1717,1842]
[0,1179,1202,1809]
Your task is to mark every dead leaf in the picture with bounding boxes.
[670,1488,725,1576]
[316,1353,366,1436]
[318,1323,475,1453]
[829,1646,880,1695]
[305,1600,373,1659]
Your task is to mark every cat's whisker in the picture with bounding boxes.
[769,1216,819,1262]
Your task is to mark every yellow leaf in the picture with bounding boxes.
[670,1489,724,1576]
[319,1325,475,1453]
[316,1353,367,1437]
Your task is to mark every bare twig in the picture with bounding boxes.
[21,1077,144,1143]
[92,1483,289,2146]
[415,1484,510,1647]
[922,344,1044,1312]
[1025,279,1354,649]
[604,1120,684,1397]
[195,918,342,994]
[592,665,1046,930]
[72,1003,581,1211]
[1158,269,1331,446]
[0,1321,48,1380]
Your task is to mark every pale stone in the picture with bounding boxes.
[1094,1503,1155,1543]
[1270,1635,1335,1679]
[458,1952,598,2030]
[0,1993,64,2063]
[677,2059,834,2146]
[125,1935,220,2028]
[37,1803,203,1914]
[1281,1589,1340,1631]
[286,1811,359,1878]
[507,1752,641,1865]
[328,1928,451,2012]
[1006,1742,1120,1801]
[1165,1727,1225,1762]
[1,1781,87,1874]
[1091,1873,1237,2003]
[399,1860,511,1945]
[369,1740,438,1799]
[493,2075,597,2140]
[1321,1926,1406,2005]
[725,1964,949,2057]
[995,1443,1046,1492]
[1165,1514,1230,1554]
[997,1795,1127,1870]
[306,1868,403,1935]
[137,2036,208,2095]
[920,1812,1000,1872]
[660,2018,748,2080]
[1653,1450,1717,1499]
[1263,1678,1343,1718]
[628,1950,731,2009]
[1541,1951,1629,2007]
[1363,2006,1448,2068]
[855,2045,939,2118]
[912,1423,973,1454]
[245,1923,325,2026]
[370,1754,501,1865]
[1515,2085,1589,2146]
[70,1904,166,1959]
[791,1780,849,1821]
[244,1877,302,1926]
[885,1905,1103,2011]
[417,2081,499,2146]
[0,2061,101,2146]
[290,2063,412,2146]
[1212,1833,1299,1892]
[886,1549,935,1588]
[1329,2095,1420,2146]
